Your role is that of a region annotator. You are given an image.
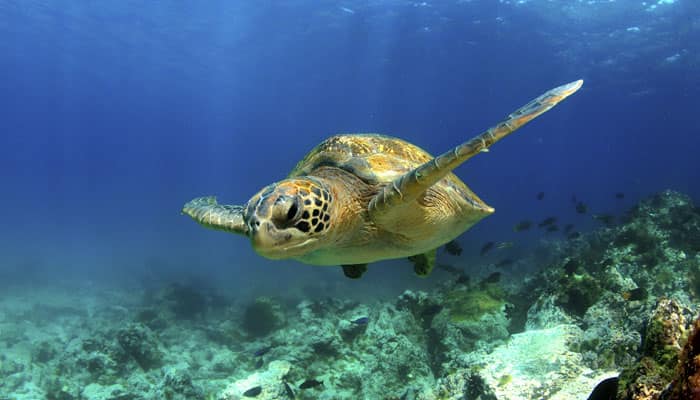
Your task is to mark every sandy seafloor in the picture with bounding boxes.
[1,190,699,400]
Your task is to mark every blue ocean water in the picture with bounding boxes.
[1,0,698,295]
[3,2,700,399]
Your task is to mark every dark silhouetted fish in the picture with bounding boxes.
[495,259,514,268]
[593,214,615,226]
[615,192,625,199]
[513,220,533,232]
[563,223,574,234]
[622,287,647,301]
[536,192,545,200]
[546,225,559,233]
[586,376,618,400]
[496,241,514,250]
[437,263,462,275]
[283,382,295,398]
[567,232,581,240]
[480,242,495,256]
[444,240,463,256]
[351,317,369,325]
[481,272,501,284]
[571,194,578,204]
[575,202,588,214]
[255,357,264,369]
[254,346,272,357]
[455,274,470,285]
[299,379,323,389]
[243,386,263,397]
[538,217,557,228]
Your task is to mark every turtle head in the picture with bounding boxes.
[244,178,333,259]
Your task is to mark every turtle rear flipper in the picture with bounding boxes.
[409,248,437,277]
[368,80,583,223]
[342,264,368,279]
[182,196,248,235]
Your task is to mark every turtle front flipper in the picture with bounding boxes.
[368,80,583,221]
[182,196,248,236]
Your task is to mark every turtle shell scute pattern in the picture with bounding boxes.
[288,134,434,184]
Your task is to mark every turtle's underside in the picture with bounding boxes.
[183,80,583,279]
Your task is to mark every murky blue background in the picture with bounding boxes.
[1,0,698,297]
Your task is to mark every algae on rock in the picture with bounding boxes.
[242,297,286,338]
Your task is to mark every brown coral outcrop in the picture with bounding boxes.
[617,298,687,400]
[664,316,700,400]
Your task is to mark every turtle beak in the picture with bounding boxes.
[249,219,294,259]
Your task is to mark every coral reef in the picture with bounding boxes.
[217,360,292,400]
[116,323,164,370]
[242,297,286,338]
[664,314,700,399]
[616,298,689,399]
[614,309,700,400]
[443,282,506,324]
[0,190,698,399]
[451,324,604,400]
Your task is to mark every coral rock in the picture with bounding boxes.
[663,315,700,400]
[618,298,689,400]
[217,360,292,400]
[116,323,164,370]
[242,297,286,338]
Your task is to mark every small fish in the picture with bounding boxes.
[455,274,470,285]
[283,382,295,399]
[480,241,495,256]
[615,192,625,199]
[546,225,559,232]
[437,263,461,275]
[513,220,532,232]
[299,379,324,389]
[593,214,616,226]
[253,346,272,357]
[567,231,581,240]
[575,202,588,214]
[538,217,557,228]
[254,358,264,369]
[536,192,545,200]
[495,259,514,268]
[563,223,574,234]
[243,386,263,397]
[339,6,355,14]
[481,272,501,284]
[622,287,647,301]
[444,240,463,256]
[351,317,369,325]
[570,194,578,204]
[496,241,514,250]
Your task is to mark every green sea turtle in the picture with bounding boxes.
[183,80,583,279]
